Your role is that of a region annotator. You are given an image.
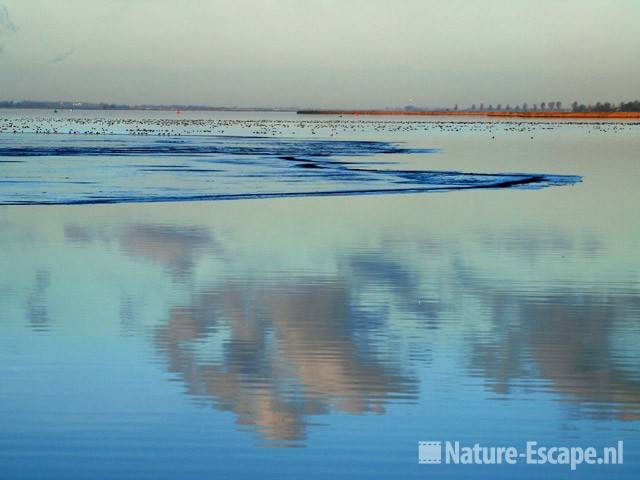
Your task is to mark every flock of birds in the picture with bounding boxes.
[0,114,637,138]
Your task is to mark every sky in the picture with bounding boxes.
[0,0,639,108]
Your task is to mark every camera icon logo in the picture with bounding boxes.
[419,441,442,464]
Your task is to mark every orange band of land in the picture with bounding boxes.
[297,110,640,119]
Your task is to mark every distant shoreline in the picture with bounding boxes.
[297,110,640,119]
[2,105,639,119]
[0,107,296,113]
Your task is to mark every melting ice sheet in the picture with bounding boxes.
[0,134,580,204]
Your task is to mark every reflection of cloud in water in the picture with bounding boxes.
[64,222,215,278]
[346,253,441,329]
[469,289,640,421]
[64,224,112,244]
[474,228,604,264]
[27,270,50,332]
[59,217,640,436]
[120,224,214,278]
[63,221,420,444]
[154,281,417,445]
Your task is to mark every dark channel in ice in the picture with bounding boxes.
[0,134,581,205]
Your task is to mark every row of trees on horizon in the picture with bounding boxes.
[450,100,640,112]
[570,100,640,112]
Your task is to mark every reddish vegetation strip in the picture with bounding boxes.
[298,110,640,119]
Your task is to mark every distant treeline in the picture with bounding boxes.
[0,100,293,112]
[457,101,564,112]
[570,100,640,112]
[451,100,640,113]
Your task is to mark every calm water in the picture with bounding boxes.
[1,111,639,478]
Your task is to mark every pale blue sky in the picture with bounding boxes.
[1,0,639,108]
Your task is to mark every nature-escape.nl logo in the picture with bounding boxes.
[418,440,624,471]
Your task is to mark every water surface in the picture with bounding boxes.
[1,111,639,479]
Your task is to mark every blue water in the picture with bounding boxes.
[0,133,579,204]
[1,111,638,479]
